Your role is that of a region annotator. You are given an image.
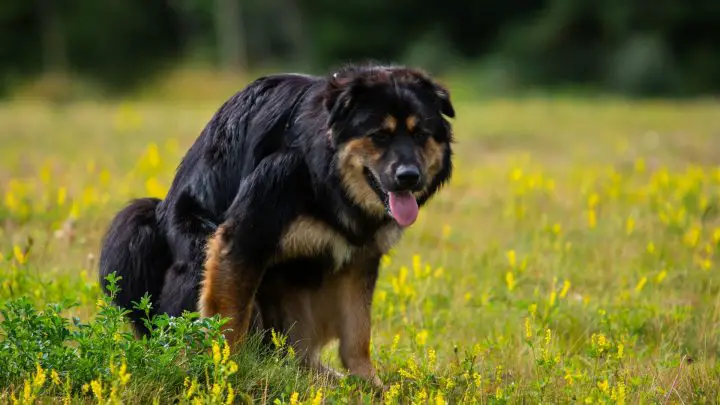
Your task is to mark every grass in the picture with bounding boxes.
[1,81,720,403]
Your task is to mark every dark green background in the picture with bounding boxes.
[2,0,719,97]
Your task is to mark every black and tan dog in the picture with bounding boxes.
[98,62,455,386]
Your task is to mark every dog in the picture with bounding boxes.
[98,61,455,387]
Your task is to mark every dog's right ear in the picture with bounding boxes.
[324,73,357,129]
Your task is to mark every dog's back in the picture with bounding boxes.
[98,72,323,336]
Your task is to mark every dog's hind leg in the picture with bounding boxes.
[157,261,204,317]
[199,226,265,346]
[98,197,171,337]
[198,152,307,348]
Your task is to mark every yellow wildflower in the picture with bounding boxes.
[212,342,222,364]
[560,279,571,298]
[587,192,599,208]
[597,379,609,394]
[145,177,167,199]
[564,369,574,386]
[544,329,552,347]
[587,209,597,229]
[147,143,160,168]
[22,380,33,404]
[383,384,401,405]
[506,250,516,267]
[634,158,645,173]
[625,216,635,235]
[33,363,46,389]
[647,242,656,254]
[427,347,437,368]
[211,383,222,398]
[390,334,400,353]
[13,245,27,265]
[548,290,557,308]
[442,224,452,239]
[524,317,532,340]
[91,379,103,401]
[226,384,235,405]
[57,187,67,206]
[611,380,626,405]
[117,361,131,385]
[684,226,700,248]
[416,329,428,346]
[185,378,198,399]
[223,341,231,363]
[51,370,61,385]
[505,271,516,292]
[635,277,647,293]
[311,388,323,405]
[511,167,523,181]
[5,190,18,211]
[473,372,482,388]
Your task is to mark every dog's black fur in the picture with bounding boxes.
[98,62,455,384]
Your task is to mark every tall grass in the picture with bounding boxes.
[1,88,719,403]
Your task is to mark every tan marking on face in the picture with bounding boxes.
[279,216,353,270]
[382,115,397,133]
[337,138,386,218]
[422,137,445,182]
[406,115,418,132]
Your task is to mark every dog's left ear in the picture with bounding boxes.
[434,84,455,119]
[405,69,455,119]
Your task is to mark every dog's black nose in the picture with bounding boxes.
[395,165,421,189]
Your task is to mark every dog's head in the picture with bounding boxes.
[323,63,455,228]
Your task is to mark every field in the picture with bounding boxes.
[1,85,720,404]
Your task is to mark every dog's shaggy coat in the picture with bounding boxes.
[98,62,455,385]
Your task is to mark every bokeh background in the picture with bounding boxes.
[2,0,720,100]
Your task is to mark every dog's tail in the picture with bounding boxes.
[98,197,172,336]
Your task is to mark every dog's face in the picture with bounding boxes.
[324,64,455,227]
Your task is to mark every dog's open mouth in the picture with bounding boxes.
[363,168,419,227]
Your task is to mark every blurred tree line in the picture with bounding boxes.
[2,0,719,97]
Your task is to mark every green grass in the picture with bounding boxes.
[1,88,720,404]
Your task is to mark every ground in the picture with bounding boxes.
[1,87,719,403]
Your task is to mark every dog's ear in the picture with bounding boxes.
[324,74,356,129]
[432,83,455,119]
[401,68,455,119]
[420,78,454,119]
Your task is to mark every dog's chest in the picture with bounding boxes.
[278,216,402,271]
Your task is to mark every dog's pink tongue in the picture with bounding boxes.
[388,192,419,227]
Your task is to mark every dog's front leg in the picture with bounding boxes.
[338,254,383,388]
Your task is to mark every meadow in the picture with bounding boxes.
[1,78,719,404]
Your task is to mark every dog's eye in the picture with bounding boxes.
[414,130,431,143]
[370,131,391,144]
